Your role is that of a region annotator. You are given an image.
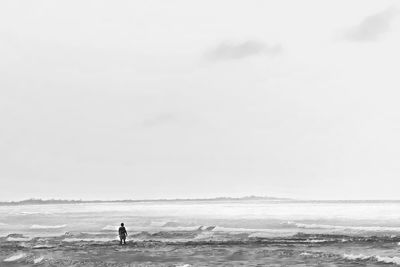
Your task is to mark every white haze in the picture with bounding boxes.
[1,0,400,201]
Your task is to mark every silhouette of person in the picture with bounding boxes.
[118,223,128,245]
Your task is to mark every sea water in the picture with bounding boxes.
[1,199,400,266]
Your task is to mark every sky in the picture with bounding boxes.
[1,0,400,201]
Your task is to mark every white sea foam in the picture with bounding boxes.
[305,239,328,243]
[161,223,216,231]
[300,252,312,256]
[33,256,44,264]
[287,222,400,232]
[102,225,118,231]
[3,252,27,262]
[6,236,32,241]
[30,224,67,229]
[343,253,371,260]
[375,256,400,265]
[214,226,293,237]
[156,225,205,232]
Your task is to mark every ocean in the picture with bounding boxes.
[1,199,400,266]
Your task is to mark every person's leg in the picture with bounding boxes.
[123,237,126,244]
[119,236,122,245]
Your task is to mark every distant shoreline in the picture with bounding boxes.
[0,196,290,206]
[2,196,400,206]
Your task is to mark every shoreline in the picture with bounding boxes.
[3,197,400,206]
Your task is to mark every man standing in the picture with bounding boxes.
[118,223,128,245]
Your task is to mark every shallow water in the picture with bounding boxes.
[2,200,400,266]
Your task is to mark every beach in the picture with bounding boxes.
[2,199,400,266]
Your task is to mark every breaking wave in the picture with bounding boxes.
[30,224,67,229]
[287,221,400,232]
[6,236,32,242]
[33,256,44,264]
[3,252,27,262]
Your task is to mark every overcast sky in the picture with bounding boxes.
[1,0,400,201]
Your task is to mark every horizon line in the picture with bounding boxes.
[0,195,290,204]
[3,196,400,205]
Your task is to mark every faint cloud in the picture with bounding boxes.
[343,7,399,42]
[205,41,282,61]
